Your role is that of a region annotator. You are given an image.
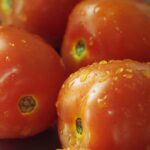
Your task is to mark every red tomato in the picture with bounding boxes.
[56,59,150,149]
[61,0,150,73]
[57,148,89,150]
[0,25,66,138]
[0,0,81,49]
[58,148,90,150]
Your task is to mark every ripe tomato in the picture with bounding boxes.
[0,25,66,138]
[57,148,89,150]
[58,148,89,150]
[61,0,150,73]
[0,0,81,49]
[56,59,150,149]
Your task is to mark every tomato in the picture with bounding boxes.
[56,59,150,149]
[0,25,66,138]
[57,148,89,150]
[0,0,81,49]
[58,148,90,150]
[61,0,150,73]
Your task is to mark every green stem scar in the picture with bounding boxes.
[19,96,36,113]
[75,40,85,56]
[72,40,87,61]
[76,118,83,135]
[1,0,11,15]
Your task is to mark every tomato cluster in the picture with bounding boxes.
[0,0,149,150]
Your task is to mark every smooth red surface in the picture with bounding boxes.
[62,0,150,73]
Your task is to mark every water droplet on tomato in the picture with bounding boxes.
[97,95,107,103]
[116,67,124,74]
[107,110,113,116]
[94,6,100,14]
[9,42,15,47]
[123,73,133,79]
[21,39,27,44]
[88,37,94,46]
[68,80,74,88]
[103,17,107,21]
[5,56,10,62]
[80,70,90,82]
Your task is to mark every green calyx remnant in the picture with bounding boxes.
[75,40,85,57]
[19,96,36,113]
[76,118,83,135]
[1,0,11,15]
[72,40,87,61]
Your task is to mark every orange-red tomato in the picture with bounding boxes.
[0,25,66,138]
[57,148,90,150]
[0,0,81,49]
[61,0,150,73]
[57,148,89,150]
[56,59,150,149]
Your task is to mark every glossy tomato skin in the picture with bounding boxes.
[56,60,150,149]
[0,0,81,49]
[62,0,150,73]
[0,25,66,138]
[57,148,90,150]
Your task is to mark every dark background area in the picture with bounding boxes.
[0,127,61,150]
